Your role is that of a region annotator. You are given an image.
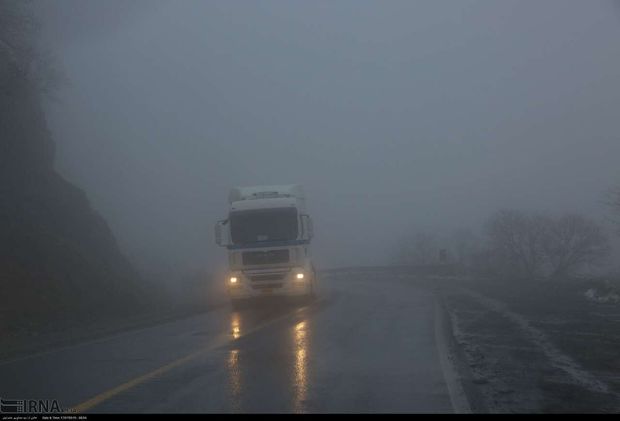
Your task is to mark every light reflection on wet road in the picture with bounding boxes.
[0,273,455,413]
[292,320,308,413]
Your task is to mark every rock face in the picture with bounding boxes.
[1,57,144,330]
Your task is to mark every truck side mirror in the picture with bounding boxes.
[307,216,314,240]
[215,220,228,247]
[301,214,313,240]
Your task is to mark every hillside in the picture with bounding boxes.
[1,48,147,332]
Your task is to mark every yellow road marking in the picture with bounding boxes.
[69,348,209,413]
[69,303,316,413]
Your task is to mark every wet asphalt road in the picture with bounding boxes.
[0,272,456,413]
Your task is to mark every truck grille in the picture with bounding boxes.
[250,274,285,282]
[242,249,289,265]
[251,283,283,290]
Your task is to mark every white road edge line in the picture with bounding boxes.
[433,297,472,414]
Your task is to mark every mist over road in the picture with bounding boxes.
[0,272,458,413]
[3,1,620,415]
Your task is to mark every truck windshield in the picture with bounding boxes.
[230,208,298,244]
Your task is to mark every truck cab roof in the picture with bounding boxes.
[230,197,298,212]
[228,184,305,204]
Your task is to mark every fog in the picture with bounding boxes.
[36,0,620,282]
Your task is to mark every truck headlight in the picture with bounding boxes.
[230,276,238,284]
[295,272,304,280]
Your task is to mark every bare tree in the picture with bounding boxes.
[485,209,611,280]
[542,214,610,279]
[486,209,549,279]
[1,0,64,96]
[607,185,620,235]
[0,0,38,72]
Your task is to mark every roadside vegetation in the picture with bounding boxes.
[394,207,615,282]
[390,191,620,412]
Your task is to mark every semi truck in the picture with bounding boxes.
[215,184,316,305]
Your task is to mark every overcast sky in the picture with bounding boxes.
[36,0,620,280]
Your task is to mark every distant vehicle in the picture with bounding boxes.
[215,184,316,306]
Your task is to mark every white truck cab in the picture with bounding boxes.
[215,185,316,304]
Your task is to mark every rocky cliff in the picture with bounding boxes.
[1,51,146,331]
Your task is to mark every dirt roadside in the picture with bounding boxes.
[436,277,620,413]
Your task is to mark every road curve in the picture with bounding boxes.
[0,271,459,413]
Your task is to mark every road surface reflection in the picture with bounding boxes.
[293,320,308,413]
[228,312,242,411]
[225,303,312,412]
